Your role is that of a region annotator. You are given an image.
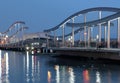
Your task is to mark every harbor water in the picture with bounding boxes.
[0,50,120,83]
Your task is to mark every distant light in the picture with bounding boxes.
[31,51,34,54]
[96,35,99,39]
[56,37,59,41]
[6,35,8,38]
[84,32,87,35]
[48,71,51,83]
[31,47,34,50]
[26,47,29,50]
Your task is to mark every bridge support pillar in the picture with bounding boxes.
[84,14,87,48]
[99,11,102,43]
[62,25,65,46]
[107,21,110,48]
[79,31,81,45]
[54,30,56,46]
[118,17,120,48]
[72,18,75,46]
[104,26,107,43]
[47,32,49,47]
[88,27,91,47]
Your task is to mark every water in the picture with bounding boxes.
[0,50,120,83]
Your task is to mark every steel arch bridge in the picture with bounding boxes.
[44,7,120,48]
[0,21,28,45]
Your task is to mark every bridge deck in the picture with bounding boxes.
[51,47,120,60]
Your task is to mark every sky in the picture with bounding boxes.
[0,0,119,35]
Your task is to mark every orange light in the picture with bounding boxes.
[48,71,51,83]
[83,70,90,83]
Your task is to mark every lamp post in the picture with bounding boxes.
[96,35,99,48]
[56,37,59,47]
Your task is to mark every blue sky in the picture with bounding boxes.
[0,0,119,34]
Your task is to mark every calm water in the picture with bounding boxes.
[0,50,120,83]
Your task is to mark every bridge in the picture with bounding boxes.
[1,7,120,60]
[0,21,29,51]
[44,7,120,49]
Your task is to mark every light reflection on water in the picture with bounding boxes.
[0,50,120,83]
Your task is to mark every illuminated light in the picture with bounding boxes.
[26,52,30,82]
[68,38,71,41]
[31,56,34,77]
[55,65,60,83]
[96,35,99,39]
[1,40,4,44]
[50,49,53,53]
[26,47,29,50]
[6,35,8,38]
[37,50,40,53]
[68,67,75,83]
[31,47,34,50]
[96,71,101,83]
[68,67,73,73]
[5,52,9,83]
[56,37,59,41]
[6,52,9,75]
[31,51,34,54]
[55,65,59,70]
[84,32,87,35]
[26,51,29,56]
[83,70,90,83]
[48,71,51,83]
[0,50,1,56]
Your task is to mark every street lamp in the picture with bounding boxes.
[96,34,99,48]
[56,37,59,47]
[68,36,72,47]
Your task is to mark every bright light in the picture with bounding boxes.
[31,51,34,54]
[31,47,34,50]
[26,47,29,50]
[96,71,101,83]
[6,35,8,38]
[56,37,59,41]
[48,71,51,83]
[96,35,99,39]
[68,38,71,41]
[84,32,87,35]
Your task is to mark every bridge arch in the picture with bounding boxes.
[44,7,120,48]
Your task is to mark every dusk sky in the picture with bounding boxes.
[0,0,119,34]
